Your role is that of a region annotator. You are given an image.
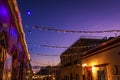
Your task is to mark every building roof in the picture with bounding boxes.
[61,37,107,56]
[82,36,120,58]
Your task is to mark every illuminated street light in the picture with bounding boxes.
[82,63,87,67]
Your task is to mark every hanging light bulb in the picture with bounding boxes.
[27,11,31,15]
[28,30,31,34]
[26,25,29,28]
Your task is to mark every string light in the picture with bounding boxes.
[27,25,120,67]
[28,42,99,49]
[32,26,120,34]
[28,30,31,34]
[31,53,59,56]
[30,52,83,57]
[27,11,31,15]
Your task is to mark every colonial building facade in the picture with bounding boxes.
[0,0,32,80]
[81,36,120,80]
[60,37,107,80]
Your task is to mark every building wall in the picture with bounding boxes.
[60,38,107,80]
[61,54,80,67]
[82,42,120,80]
[60,38,107,67]
[60,65,81,80]
[0,0,32,79]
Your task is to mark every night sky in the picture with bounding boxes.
[17,0,120,72]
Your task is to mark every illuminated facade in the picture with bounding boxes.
[60,37,107,80]
[0,0,32,80]
[81,36,120,80]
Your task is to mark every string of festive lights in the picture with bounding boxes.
[30,53,59,56]
[30,52,82,57]
[32,26,120,34]
[28,42,99,49]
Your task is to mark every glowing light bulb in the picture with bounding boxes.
[27,11,31,15]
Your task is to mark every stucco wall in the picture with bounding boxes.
[60,65,81,80]
[82,42,120,80]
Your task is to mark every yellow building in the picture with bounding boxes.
[81,36,120,80]
[60,37,107,80]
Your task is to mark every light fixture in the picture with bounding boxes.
[82,63,87,67]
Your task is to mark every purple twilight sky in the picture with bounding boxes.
[17,0,120,72]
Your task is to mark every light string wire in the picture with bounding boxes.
[27,26,120,60]
[30,53,59,56]
[28,42,99,49]
[32,26,120,34]
[28,42,100,56]
[30,52,81,56]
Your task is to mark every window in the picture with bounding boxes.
[70,73,73,80]
[98,70,105,80]
[112,65,120,75]
[76,74,79,80]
